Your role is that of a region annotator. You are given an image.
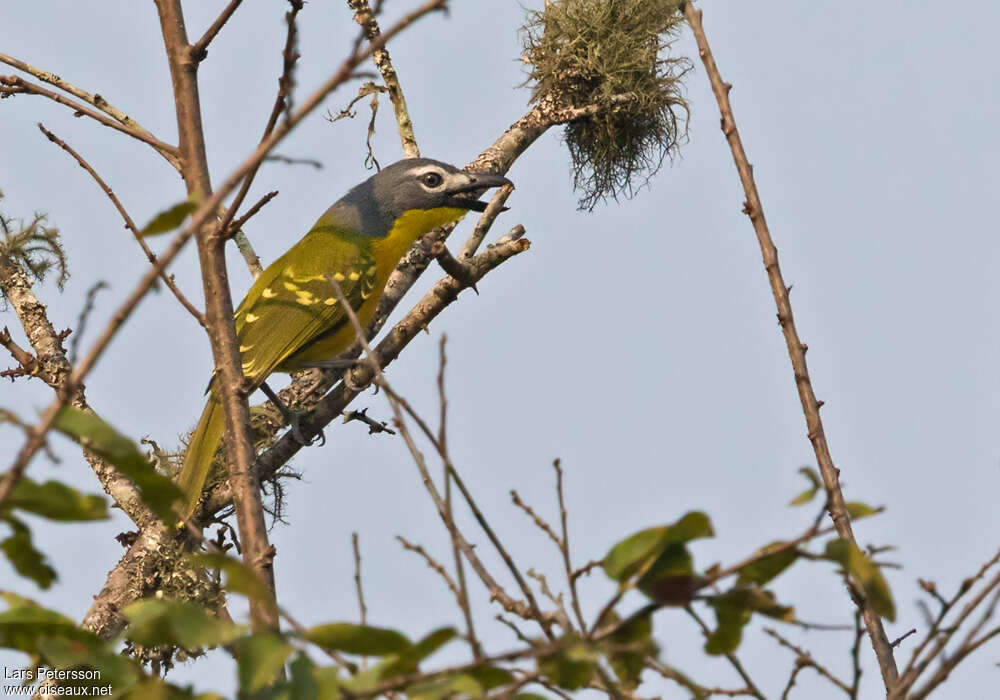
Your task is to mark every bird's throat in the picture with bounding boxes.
[372,206,468,276]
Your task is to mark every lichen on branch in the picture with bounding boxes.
[0,191,68,298]
[522,0,690,210]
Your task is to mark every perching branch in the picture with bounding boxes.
[0,0,449,517]
[683,3,899,690]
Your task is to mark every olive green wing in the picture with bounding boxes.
[233,228,375,384]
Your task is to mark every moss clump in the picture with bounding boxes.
[523,0,690,210]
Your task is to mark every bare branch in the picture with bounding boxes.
[764,627,851,695]
[348,0,420,157]
[0,75,180,166]
[683,4,899,689]
[191,0,246,61]
[0,51,179,168]
[352,532,368,625]
[37,123,205,326]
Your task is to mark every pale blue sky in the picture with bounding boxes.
[2,1,999,697]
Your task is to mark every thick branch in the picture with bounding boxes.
[153,0,279,634]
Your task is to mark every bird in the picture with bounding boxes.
[176,158,512,516]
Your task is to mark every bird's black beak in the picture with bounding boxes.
[445,171,514,212]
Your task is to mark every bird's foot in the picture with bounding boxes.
[301,358,377,394]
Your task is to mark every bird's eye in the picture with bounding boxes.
[421,172,443,188]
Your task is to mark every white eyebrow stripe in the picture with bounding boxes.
[406,165,445,177]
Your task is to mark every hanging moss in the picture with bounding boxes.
[523,0,691,210]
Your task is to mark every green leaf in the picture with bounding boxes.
[0,593,94,655]
[604,511,714,582]
[538,642,595,690]
[705,587,794,655]
[378,626,458,679]
[705,599,750,655]
[53,407,182,522]
[824,539,896,621]
[233,633,295,692]
[1,516,57,588]
[306,622,410,656]
[2,477,107,522]
[37,635,142,690]
[140,198,199,237]
[407,667,514,700]
[736,542,799,586]
[636,544,699,604]
[600,612,657,689]
[846,502,880,520]
[123,598,243,649]
[288,653,321,700]
[789,466,820,506]
[189,552,273,606]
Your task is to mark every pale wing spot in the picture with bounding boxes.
[239,344,253,352]
[348,271,361,281]
[366,265,376,275]
[282,281,300,291]
[245,313,259,323]
[324,297,337,306]
[332,272,346,282]
[295,291,316,306]
[262,287,276,299]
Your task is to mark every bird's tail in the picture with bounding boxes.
[176,396,226,517]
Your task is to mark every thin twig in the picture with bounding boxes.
[686,606,766,700]
[899,548,1000,691]
[348,0,420,157]
[0,75,179,164]
[683,4,899,690]
[554,460,588,634]
[397,535,461,600]
[69,281,109,364]
[510,490,561,549]
[648,658,756,698]
[37,123,205,326]
[191,0,246,60]
[352,532,368,625]
[764,627,851,695]
[327,275,556,636]
[0,52,179,169]
[225,190,279,238]
[218,0,305,276]
[437,336,482,659]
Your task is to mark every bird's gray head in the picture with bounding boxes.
[323,158,513,237]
